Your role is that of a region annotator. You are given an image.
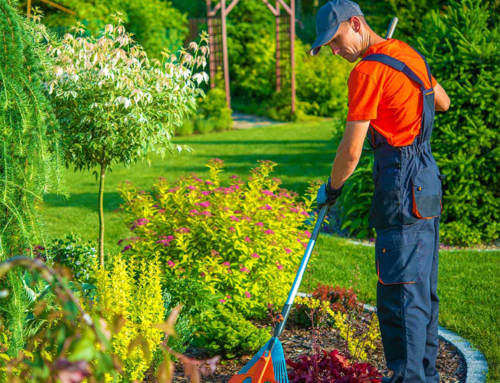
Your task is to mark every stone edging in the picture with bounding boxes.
[296,293,489,382]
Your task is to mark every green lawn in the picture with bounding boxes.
[42,120,499,382]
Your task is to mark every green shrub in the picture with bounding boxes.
[199,87,233,131]
[175,118,195,136]
[193,304,270,359]
[412,0,500,244]
[118,159,319,319]
[195,118,215,134]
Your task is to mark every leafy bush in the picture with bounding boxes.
[198,87,233,132]
[118,159,318,319]
[195,118,215,134]
[286,349,382,383]
[411,0,500,244]
[36,234,98,284]
[92,255,165,382]
[175,118,195,136]
[193,304,270,359]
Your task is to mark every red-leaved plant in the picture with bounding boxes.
[286,349,382,383]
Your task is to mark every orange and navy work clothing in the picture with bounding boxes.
[347,38,437,146]
[349,41,444,383]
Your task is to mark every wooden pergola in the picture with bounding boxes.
[206,0,296,113]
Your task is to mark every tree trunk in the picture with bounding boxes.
[98,155,106,266]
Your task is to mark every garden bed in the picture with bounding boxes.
[148,319,466,383]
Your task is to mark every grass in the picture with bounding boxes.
[41,120,499,382]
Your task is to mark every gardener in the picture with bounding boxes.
[311,1,450,382]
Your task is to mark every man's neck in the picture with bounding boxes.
[359,31,386,57]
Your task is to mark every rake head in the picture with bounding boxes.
[228,338,289,383]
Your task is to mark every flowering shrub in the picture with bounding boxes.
[92,255,165,382]
[296,283,362,327]
[118,159,319,318]
[287,349,382,383]
[193,305,270,359]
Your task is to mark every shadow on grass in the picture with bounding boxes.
[44,192,125,212]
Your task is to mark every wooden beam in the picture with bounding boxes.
[224,0,242,16]
[260,0,278,16]
[27,0,32,17]
[221,0,231,109]
[276,0,292,16]
[39,0,76,15]
[208,1,222,16]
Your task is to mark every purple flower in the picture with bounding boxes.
[234,210,242,214]
[121,245,132,252]
[250,253,260,259]
[130,218,149,231]
[167,260,175,268]
[196,201,210,208]
[117,239,124,245]
[156,239,171,247]
[223,262,230,267]
[240,267,250,273]
[264,229,275,235]
[200,272,206,277]
[256,222,264,227]
[244,291,251,299]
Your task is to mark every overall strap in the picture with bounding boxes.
[362,53,427,90]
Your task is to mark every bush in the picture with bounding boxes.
[175,118,195,136]
[192,304,270,359]
[92,255,165,382]
[195,118,215,134]
[198,87,233,131]
[287,349,382,383]
[118,159,319,319]
[411,0,500,244]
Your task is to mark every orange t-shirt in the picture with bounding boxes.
[347,38,437,147]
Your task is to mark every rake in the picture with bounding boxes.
[228,205,329,383]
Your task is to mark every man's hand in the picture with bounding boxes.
[317,177,343,210]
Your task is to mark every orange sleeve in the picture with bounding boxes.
[431,75,437,88]
[347,70,382,121]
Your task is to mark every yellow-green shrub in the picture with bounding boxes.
[118,159,319,319]
[93,255,164,382]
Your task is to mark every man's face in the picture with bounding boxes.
[327,20,362,63]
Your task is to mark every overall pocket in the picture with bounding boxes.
[376,232,421,285]
[412,167,442,219]
[369,173,402,229]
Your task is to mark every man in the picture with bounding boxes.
[312,1,450,382]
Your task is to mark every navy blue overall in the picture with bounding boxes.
[362,50,443,383]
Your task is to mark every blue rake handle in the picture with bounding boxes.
[265,205,329,353]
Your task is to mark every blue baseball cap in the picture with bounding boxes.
[310,0,364,56]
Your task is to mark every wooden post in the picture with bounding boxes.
[221,0,231,109]
[290,0,296,114]
[27,0,31,17]
[207,0,216,89]
[276,1,281,92]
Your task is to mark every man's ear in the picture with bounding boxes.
[351,17,362,33]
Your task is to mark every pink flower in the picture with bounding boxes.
[305,230,311,238]
[196,201,210,208]
[226,295,232,299]
[242,215,252,222]
[230,175,239,179]
[168,187,180,193]
[211,250,220,257]
[130,218,149,230]
[121,245,132,252]
[244,236,251,242]
[262,190,274,197]
[156,209,166,214]
[240,267,250,273]
[264,229,275,235]
[201,211,212,216]
[200,272,206,277]
[267,303,273,308]
[175,227,191,233]
[186,185,197,191]
[276,263,283,270]
[230,216,240,222]
[189,209,199,215]
[290,207,299,213]
[205,181,214,185]
[219,299,226,303]
[284,248,292,254]
[259,204,273,210]
[229,227,235,232]
[244,291,251,299]
[234,210,242,214]
[256,222,264,227]
[156,239,171,247]
[301,211,310,217]
[250,253,260,259]
[223,262,230,267]
[167,260,175,268]
[201,191,211,196]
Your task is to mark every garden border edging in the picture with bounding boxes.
[296,292,488,383]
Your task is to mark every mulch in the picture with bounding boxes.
[146,314,466,383]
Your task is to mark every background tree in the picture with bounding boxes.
[46,15,209,265]
[0,0,65,356]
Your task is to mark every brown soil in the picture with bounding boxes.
[146,317,466,383]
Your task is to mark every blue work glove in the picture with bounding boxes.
[317,177,343,210]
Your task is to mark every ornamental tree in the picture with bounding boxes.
[46,14,209,265]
